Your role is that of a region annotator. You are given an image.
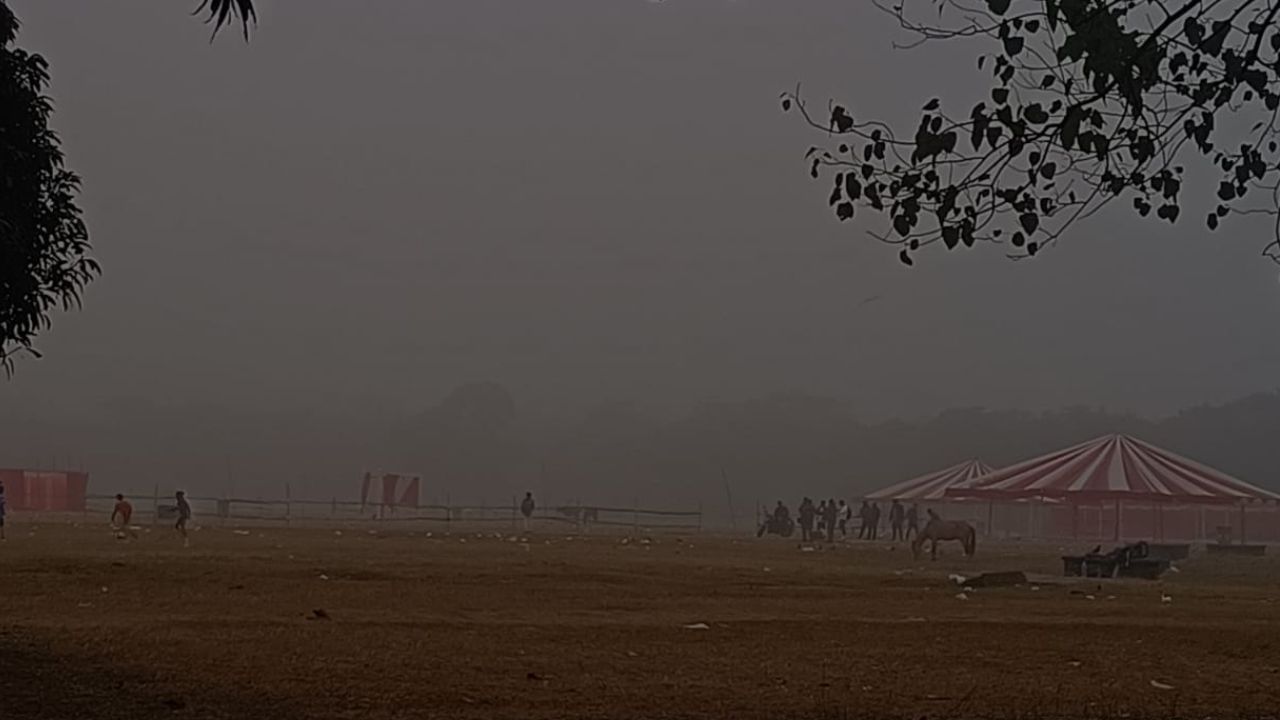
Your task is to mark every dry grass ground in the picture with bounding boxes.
[1,521,1279,719]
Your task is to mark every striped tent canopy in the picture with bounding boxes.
[946,434,1280,505]
[867,459,993,501]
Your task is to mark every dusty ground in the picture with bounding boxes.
[1,521,1278,720]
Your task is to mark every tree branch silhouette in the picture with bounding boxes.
[784,0,1280,265]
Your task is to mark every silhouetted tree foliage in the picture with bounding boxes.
[0,5,96,373]
[0,1,254,373]
[783,1,1280,264]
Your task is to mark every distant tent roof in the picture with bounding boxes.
[867,459,993,501]
[945,435,1280,505]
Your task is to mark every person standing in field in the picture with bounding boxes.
[823,498,839,543]
[906,503,921,539]
[797,497,816,543]
[837,500,850,537]
[867,502,881,541]
[889,499,906,541]
[111,494,137,540]
[856,501,871,539]
[520,491,535,531]
[0,481,7,541]
[175,491,192,547]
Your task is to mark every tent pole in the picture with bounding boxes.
[987,501,994,539]
[1240,503,1247,544]
[1072,503,1078,540]
[1114,499,1122,541]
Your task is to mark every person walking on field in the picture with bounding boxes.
[175,491,192,547]
[111,494,137,540]
[889,499,906,541]
[823,498,839,542]
[906,503,921,539]
[856,501,871,539]
[837,500,850,537]
[520,491,536,531]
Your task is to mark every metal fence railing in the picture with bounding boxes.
[84,493,702,532]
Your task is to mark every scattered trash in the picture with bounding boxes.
[459,539,467,544]
[425,532,433,538]
[682,622,711,630]
[1169,565,1181,573]
[1068,660,1082,667]
[333,531,343,536]
[1150,680,1175,691]
[77,602,93,608]
[309,608,331,621]
[762,567,772,573]
[626,651,638,657]
[232,530,251,536]
[962,586,976,593]
[100,586,109,594]
[640,538,651,545]
[318,574,330,581]
[800,546,816,553]
[948,574,967,585]
[1085,595,1096,601]
[954,592,969,601]
[1161,594,1173,604]
[1031,586,1041,591]
[1106,595,1117,601]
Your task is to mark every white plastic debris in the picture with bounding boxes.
[319,574,330,581]
[1068,661,1082,667]
[948,573,967,585]
[1169,565,1181,573]
[233,530,251,536]
[954,592,969,601]
[800,546,816,553]
[333,531,343,536]
[1150,680,1175,691]
[1085,595,1096,601]
[962,586,976,593]
[100,586,109,594]
[1031,586,1041,591]
[762,567,772,573]
[1161,594,1173,603]
[682,622,711,630]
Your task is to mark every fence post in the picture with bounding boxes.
[152,483,159,527]
[632,497,639,535]
[697,501,703,534]
[331,496,337,520]
[511,495,517,530]
[285,483,292,526]
[446,493,452,529]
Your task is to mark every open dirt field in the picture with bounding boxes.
[2,521,1279,720]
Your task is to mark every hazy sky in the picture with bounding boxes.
[6,0,1280,423]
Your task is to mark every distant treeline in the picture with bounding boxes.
[4,382,1279,512]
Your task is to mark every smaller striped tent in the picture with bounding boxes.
[866,459,993,501]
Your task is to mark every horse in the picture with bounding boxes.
[911,518,976,560]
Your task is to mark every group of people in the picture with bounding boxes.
[107,491,191,546]
[770,497,922,543]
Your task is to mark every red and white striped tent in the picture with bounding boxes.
[867,459,993,501]
[945,434,1280,541]
[946,434,1280,504]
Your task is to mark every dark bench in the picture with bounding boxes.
[1062,541,1169,580]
